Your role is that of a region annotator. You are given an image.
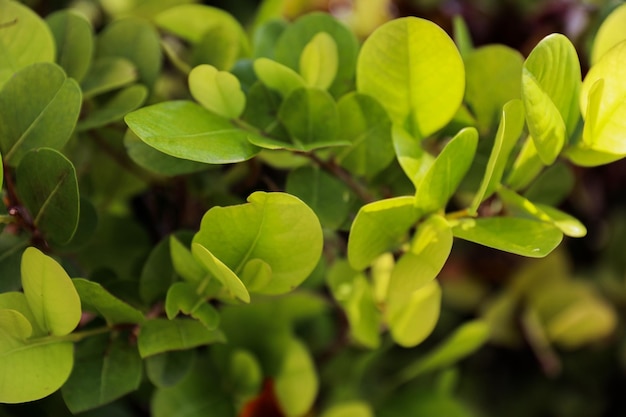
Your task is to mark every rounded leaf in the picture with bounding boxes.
[193,192,323,295]
[299,32,338,89]
[591,3,626,64]
[357,17,464,138]
[46,10,94,82]
[0,0,55,87]
[189,64,245,119]
[21,247,81,336]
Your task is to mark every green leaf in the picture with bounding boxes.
[335,93,395,179]
[299,32,338,89]
[124,129,207,176]
[286,166,351,230]
[0,62,81,166]
[154,4,248,70]
[452,15,473,57]
[228,349,263,400]
[464,45,523,132]
[21,247,80,336]
[253,19,288,59]
[78,84,148,131]
[591,3,626,64]
[275,12,359,96]
[275,338,318,417]
[16,148,80,245]
[506,136,544,190]
[399,320,490,379]
[189,64,245,119]
[254,57,306,97]
[579,42,626,156]
[139,235,179,305]
[524,162,574,206]
[46,10,94,82]
[192,243,250,303]
[0,0,55,88]
[146,350,196,388]
[321,402,374,417]
[522,34,581,164]
[193,192,323,295]
[152,355,235,417]
[169,236,206,285]
[61,335,142,413]
[125,100,260,164]
[392,126,434,188]
[327,261,381,348]
[348,196,421,271]
[386,215,452,305]
[470,99,525,214]
[357,17,464,138]
[388,280,442,347]
[137,318,225,358]
[80,57,137,98]
[415,128,478,213]
[536,204,587,238]
[0,308,32,341]
[165,282,220,329]
[452,217,563,257]
[0,337,73,403]
[72,278,144,325]
[0,292,45,336]
[97,17,162,88]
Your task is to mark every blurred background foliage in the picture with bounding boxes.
[4,0,626,416]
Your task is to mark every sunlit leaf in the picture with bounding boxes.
[21,247,81,336]
[452,217,563,257]
[0,0,55,87]
[348,196,421,271]
[299,32,338,90]
[192,243,250,303]
[189,64,245,119]
[415,128,478,213]
[253,58,306,97]
[470,99,525,214]
[357,17,464,138]
[125,100,260,164]
[193,192,323,295]
[522,34,581,164]
[392,126,434,188]
[165,281,220,329]
[464,45,523,132]
[274,338,318,417]
[591,3,626,64]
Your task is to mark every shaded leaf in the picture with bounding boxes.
[78,84,148,131]
[16,148,80,245]
[138,318,225,358]
[275,338,318,417]
[0,63,81,166]
[46,10,93,82]
[81,57,137,98]
[73,278,144,325]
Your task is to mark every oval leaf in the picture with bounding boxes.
[125,100,260,164]
[299,32,338,89]
[0,63,81,166]
[357,17,464,138]
[46,10,94,82]
[189,64,245,119]
[348,196,421,271]
[21,247,81,335]
[452,217,563,258]
[16,148,80,245]
[72,278,145,325]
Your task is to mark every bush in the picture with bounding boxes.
[1,0,626,416]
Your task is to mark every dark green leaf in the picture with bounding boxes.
[73,278,144,325]
[16,148,79,245]
[46,10,94,82]
[81,57,137,98]
[138,318,225,358]
[146,349,196,388]
[78,84,148,131]
[0,63,81,166]
[62,335,142,413]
